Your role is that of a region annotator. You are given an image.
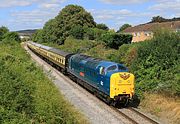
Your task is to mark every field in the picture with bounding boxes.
[0,41,88,124]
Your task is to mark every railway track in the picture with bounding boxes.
[111,106,139,124]
[111,106,160,124]
[25,43,161,124]
[128,107,159,124]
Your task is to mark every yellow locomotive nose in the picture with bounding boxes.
[110,72,135,99]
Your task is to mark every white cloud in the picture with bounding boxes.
[10,9,58,25]
[2,0,67,30]
[89,8,156,30]
[149,0,180,11]
[0,0,31,7]
[90,9,133,20]
[0,0,66,8]
[39,3,60,9]
[99,0,148,5]
[90,9,153,21]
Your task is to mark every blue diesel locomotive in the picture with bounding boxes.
[68,54,135,106]
[27,42,135,106]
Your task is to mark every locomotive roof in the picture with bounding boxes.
[72,54,102,68]
[71,54,126,70]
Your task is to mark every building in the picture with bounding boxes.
[124,21,180,42]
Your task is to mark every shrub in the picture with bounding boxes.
[3,32,21,43]
[131,29,180,97]
[0,42,88,123]
[0,26,9,41]
[99,32,132,49]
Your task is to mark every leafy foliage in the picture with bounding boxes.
[0,42,88,123]
[38,5,96,44]
[99,32,132,49]
[70,25,84,39]
[32,29,44,43]
[0,26,9,41]
[150,16,180,23]
[117,24,132,33]
[2,32,20,43]
[96,23,109,31]
[33,5,131,48]
[128,29,180,97]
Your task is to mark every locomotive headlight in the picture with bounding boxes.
[127,80,130,83]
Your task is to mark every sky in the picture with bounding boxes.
[0,0,180,31]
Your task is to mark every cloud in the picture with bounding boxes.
[2,0,67,30]
[38,3,60,9]
[11,9,58,24]
[90,9,153,21]
[149,0,180,12]
[0,0,66,8]
[0,0,31,7]
[99,0,148,5]
[90,9,133,20]
[89,8,155,30]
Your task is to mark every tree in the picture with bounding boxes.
[0,26,9,41]
[151,16,166,23]
[70,25,84,39]
[32,29,44,43]
[117,24,132,33]
[96,23,109,31]
[41,4,96,44]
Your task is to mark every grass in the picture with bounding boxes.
[140,93,180,124]
[0,41,89,124]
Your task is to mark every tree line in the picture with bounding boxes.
[32,5,132,49]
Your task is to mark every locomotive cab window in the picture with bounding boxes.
[118,64,127,71]
[107,65,117,72]
[99,66,105,75]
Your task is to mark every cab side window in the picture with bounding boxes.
[99,66,105,75]
[118,65,127,71]
[107,65,117,72]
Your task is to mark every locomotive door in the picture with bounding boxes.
[97,66,106,91]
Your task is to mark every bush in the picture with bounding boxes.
[130,29,180,97]
[0,26,9,41]
[96,23,109,31]
[99,32,132,49]
[3,32,21,43]
[0,42,88,123]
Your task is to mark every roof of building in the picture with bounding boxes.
[124,21,180,33]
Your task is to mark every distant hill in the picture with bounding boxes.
[16,29,37,36]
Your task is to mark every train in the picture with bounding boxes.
[27,41,135,106]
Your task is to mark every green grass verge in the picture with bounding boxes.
[0,42,88,124]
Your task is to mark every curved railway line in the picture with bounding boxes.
[43,57,161,124]
[111,107,160,124]
[128,107,159,124]
[24,42,161,124]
